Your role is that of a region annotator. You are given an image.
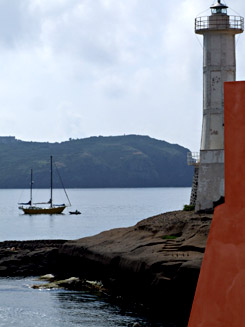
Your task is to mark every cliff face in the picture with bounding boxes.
[0,211,212,324]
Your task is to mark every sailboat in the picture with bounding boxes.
[18,156,70,214]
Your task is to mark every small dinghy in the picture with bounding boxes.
[69,210,81,215]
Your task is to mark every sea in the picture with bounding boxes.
[0,187,191,327]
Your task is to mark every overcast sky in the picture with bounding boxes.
[0,0,244,150]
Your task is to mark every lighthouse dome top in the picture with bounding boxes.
[210,0,228,15]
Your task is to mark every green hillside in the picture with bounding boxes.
[0,135,193,188]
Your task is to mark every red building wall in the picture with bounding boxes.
[188,81,245,327]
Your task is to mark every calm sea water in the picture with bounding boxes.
[0,188,191,327]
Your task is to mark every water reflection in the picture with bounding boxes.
[0,278,178,327]
[54,290,145,327]
[53,289,178,327]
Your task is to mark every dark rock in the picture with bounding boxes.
[0,240,67,276]
[56,210,212,324]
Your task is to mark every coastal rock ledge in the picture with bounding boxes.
[0,210,212,324]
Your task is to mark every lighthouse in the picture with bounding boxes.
[189,1,244,211]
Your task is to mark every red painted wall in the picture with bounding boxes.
[188,81,245,327]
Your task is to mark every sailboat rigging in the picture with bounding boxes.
[18,156,70,214]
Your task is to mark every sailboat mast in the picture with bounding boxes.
[50,156,53,207]
[30,168,33,206]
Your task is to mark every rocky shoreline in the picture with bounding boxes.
[0,210,212,325]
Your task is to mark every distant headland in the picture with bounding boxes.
[0,135,193,188]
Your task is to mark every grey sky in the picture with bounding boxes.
[0,0,244,150]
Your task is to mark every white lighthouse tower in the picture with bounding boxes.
[190,1,244,211]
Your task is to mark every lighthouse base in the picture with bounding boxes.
[195,150,224,212]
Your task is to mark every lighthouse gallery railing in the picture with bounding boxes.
[195,15,244,32]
